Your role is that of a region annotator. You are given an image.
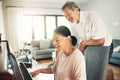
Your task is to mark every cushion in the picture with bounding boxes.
[111,52,120,59]
[39,39,51,49]
[31,40,40,47]
[113,46,120,53]
[50,40,55,48]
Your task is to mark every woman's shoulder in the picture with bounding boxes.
[73,48,84,57]
[71,48,85,64]
[74,48,82,53]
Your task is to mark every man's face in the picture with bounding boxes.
[63,7,80,24]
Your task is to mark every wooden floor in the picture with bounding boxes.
[108,64,120,80]
[36,59,52,64]
[36,59,120,80]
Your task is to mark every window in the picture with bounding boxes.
[33,16,45,39]
[23,15,69,42]
[57,16,69,27]
[22,16,32,43]
[46,16,56,39]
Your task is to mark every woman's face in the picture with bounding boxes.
[52,33,70,51]
[63,7,80,24]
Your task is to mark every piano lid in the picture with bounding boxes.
[0,40,14,80]
[0,41,8,72]
[0,40,33,80]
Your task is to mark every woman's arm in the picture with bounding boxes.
[30,67,53,77]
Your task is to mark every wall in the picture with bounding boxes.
[80,0,120,39]
[3,0,64,14]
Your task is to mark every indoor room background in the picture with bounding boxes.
[0,0,120,53]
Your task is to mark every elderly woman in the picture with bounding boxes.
[30,26,86,80]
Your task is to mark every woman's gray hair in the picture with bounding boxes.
[54,25,77,46]
[62,1,80,11]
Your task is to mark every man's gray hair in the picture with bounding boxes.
[62,1,80,11]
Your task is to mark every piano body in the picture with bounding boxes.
[0,40,32,80]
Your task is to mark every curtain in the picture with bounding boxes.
[0,1,5,39]
[6,7,24,52]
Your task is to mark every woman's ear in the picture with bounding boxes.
[67,35,71,41]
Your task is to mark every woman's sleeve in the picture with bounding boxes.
[52,52,60,75]
[72,52,86,80]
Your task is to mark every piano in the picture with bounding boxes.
[0,40,32,80]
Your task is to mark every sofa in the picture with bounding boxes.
[109,39,120,66]
[31,39,56,60]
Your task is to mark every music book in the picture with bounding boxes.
[32,73,54,80]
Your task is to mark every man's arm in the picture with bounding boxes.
[79,38,105,53]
